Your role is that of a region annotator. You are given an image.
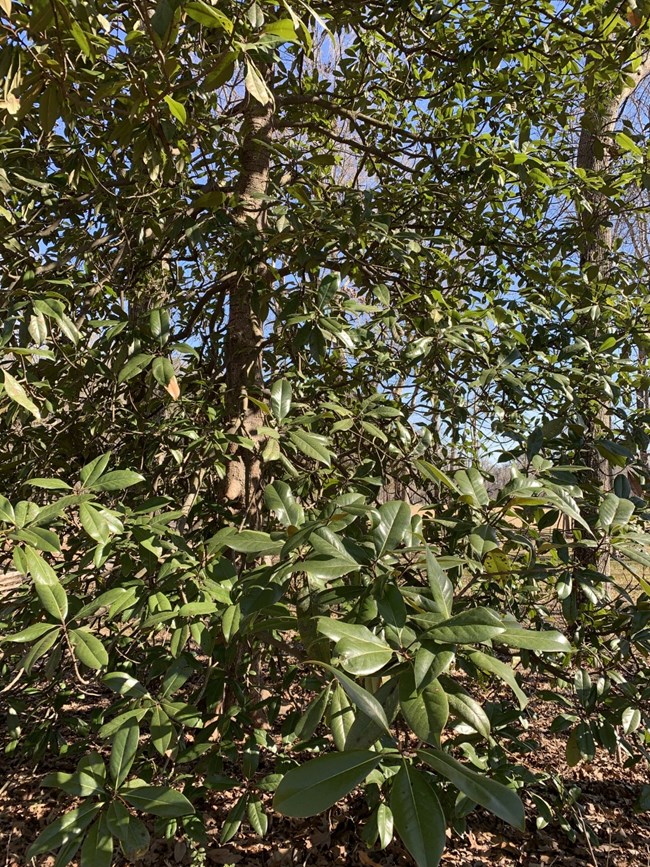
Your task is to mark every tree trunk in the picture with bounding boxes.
[210,82,275,728]
[575,98,615,575]
[574,57,650,575]
[639,347,650,472]
[222,77,274,523]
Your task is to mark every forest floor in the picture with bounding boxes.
[1,689,649,867]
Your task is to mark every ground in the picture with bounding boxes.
[1,692,648,867]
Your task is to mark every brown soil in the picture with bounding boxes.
[1,694,648,867]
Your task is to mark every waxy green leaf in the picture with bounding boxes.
[274,750,382,817]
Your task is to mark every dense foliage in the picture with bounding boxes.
[1,0,650,864]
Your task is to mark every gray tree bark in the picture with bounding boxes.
[574,54,650,575]
[222,77,273,522]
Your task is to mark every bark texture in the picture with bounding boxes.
[222,81,274,521]
[576,96,616,513]
[574,55,650,574]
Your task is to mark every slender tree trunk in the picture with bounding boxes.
[211,81,274,728]
[574,56,650,575]
[575,97,615,577]
[222,77,273,524]
[639,347,650,471]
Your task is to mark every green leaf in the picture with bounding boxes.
[597,493,634,530]
[221,793,248,843]
[110,718,139,787]
[294,686,331,741]
[391,764,445,867]
[262,437,281,461]
[99,708,148,739]
[164,94,187,125]
[77,753,107,791]
[314,662,391,735]
[121,782,195,817]
[26,802,100,859]
[27,477,72,490]
[4,622,59,643]
[106,802,150,861]
[25,546,68,621]
[405,336,434,361]
[566,722,595,765]
[622,706,641,734]
[373,500,411,556]
[317,619,382,644]
[80,454,112,487]
[247,795,268,837]
[274,750,382,817]
[149,308,170,340]
[377,802,394,848]
[225,530,283,553]
[467,650,528,709]
[16,526,61,553]
[469,524,499,558]
[440,676,490,738]
[0,494,15,523]
[245,60,272,105]
[57,312,83,345]
[79,502,111,544]
[372,283,390,305]
[22,627,59,674]
[301,556,360,579]
[615,131,643,156]
[336,635,393,676]
[44,753,106,798]
[53,835,82,866]
[3,370,40,418]
[419,748,525,830]
[222,603,241,643]
[205,49,238,89]
[75,586,137,620]
[361,420,388,442]
[345,676,400,750]
[565,728,579,767]
[178,600,217,617]
[70,628,109,670]
[542,487,590,532]
[80,817,113,867]
[263,18,300,42]
[264,480,303,526]
[574,668,592,708]
[151,0,174,37]
[118,353,154,383]
[399,669,448,746]
[413,647,454,690]
[70,20,92,58]
[103,671,149,698]
[328,684,355,752]
[454,467,489,507]
[185,0,233,31]
[415,460,460,493]
[425,548,453,617]
[90,470,145,492]
[615,544,650,569]
[308,526,358,560]
[271,378,292,422]
[152,356,175,387]
[494,625,571,653]
[289,429,332,466]
[378,581,407,628]
[151,705,174,755]
[423,607,505,644]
